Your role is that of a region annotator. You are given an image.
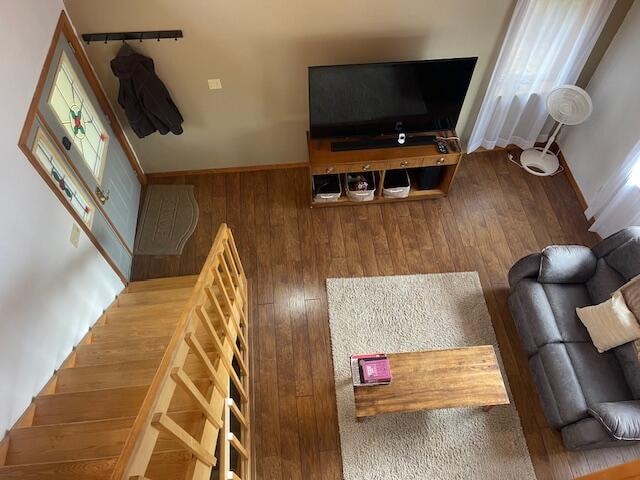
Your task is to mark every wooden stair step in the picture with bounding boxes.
[56,357,211,393]
[89,322,179,343]
[116,287,193,307]
[34,379,210,425]
[126,275,199,293]
[5,417,133,465]
[5,412,204,467]
[0,450,191,480]
[89,319,217,345]
[0,456,116,480]
[75,336,172,366]
[104,302,185,323]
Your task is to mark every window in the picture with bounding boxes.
[47,51,109,181]
[629,157,640,188]
[32,128,94,227]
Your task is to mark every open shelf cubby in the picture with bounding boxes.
[307,130,463,208]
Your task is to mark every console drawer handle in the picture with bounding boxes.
[436,157,445,165]
[362,164,371,170]
[326,167,335,174]
[400,161,408,167]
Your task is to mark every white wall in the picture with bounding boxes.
[65,0,516,172]
[0,3,124,435]
[559,0,640,205]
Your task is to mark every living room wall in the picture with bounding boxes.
[64,0,517,173]
[559,0,640,206]
[0,4,123,435]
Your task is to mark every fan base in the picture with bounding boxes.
[520,148,560,176]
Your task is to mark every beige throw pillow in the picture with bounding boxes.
[576,291,640,353]
[620,274,640,318]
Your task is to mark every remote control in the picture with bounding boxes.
[435,140,448,154]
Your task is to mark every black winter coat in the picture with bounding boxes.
[110,44,183,138]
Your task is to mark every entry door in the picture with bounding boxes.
[38,35,140,250]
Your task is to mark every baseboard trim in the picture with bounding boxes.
[556,148,589,213]
[146,161,309,178]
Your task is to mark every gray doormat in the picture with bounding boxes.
[134,185,199,255]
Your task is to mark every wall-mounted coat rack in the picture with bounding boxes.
[81,30,183,44]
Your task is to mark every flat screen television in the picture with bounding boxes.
[308,58,477,140]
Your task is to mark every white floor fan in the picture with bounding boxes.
[518,84,593,176]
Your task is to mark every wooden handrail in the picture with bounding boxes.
[110,224,250,480]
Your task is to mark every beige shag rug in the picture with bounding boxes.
[326,273,536,480]
[135,185,199,255]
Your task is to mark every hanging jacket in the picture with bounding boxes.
[110,43,183,138]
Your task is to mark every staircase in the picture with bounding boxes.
[0,225,251,480]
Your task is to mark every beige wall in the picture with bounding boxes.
[65,0,516,173]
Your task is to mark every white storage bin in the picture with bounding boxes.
[346,172,376,202]
[383,169,410,198]
[313,174,342,202]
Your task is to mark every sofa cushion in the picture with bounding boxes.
[588,401,640,440]
[606,237,640,281]
[576,291,640,353]
[586,258,626,305]
[530,343,632,428]
[513,280,591,350]
[593,227,640,258]
[530,345,587,427]
[542,283,592,343]
[508,292,538,356]
[539,245,597,283]
[561,417,623,450]
[614,342,640,399]
[564,343,632,406]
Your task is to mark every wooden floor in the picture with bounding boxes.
[133,150,640,480]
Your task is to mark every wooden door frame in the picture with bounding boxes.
[18,10,144,284]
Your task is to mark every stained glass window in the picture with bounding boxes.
[33,128,94,227]
[47,51,109,181]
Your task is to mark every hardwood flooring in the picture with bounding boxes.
[132,149,640,479]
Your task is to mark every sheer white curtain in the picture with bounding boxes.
[468,0,614,152]
[586,141,640,238]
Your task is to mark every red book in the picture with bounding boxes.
[359,357,392,384]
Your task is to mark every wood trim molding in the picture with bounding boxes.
[17,10,138,284]
[146,161,309,179]
[556,147,589,212]
[59,11,146,185]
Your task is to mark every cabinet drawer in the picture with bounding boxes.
[310,162,380,175]
[310,153,460,175]
[382,154,460,169]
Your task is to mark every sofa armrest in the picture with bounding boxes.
[588,401,640,440]
[508,253,542,288]
[538,246,597,284]
[592,227,640,258]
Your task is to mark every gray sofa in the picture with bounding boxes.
[508,227,640,450]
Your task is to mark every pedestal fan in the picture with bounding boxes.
[519,85,593,176]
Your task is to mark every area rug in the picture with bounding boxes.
[326,273,536,480]
[134,185,199,255]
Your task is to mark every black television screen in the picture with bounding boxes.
[308,58,477,139]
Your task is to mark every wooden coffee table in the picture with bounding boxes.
[353,346,509,421]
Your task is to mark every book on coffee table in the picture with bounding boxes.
[350,353,392,386]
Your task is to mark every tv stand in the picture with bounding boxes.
[307,129,463,208]
[331,134,437,152]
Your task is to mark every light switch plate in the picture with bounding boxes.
[208,78,222,90]
[70,223,81,248]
